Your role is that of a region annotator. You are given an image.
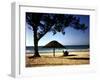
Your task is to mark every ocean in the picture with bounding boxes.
[26,45,89,53]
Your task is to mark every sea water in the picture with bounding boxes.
[26,45,89,53]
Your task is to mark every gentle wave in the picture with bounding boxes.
[26,49,89,54]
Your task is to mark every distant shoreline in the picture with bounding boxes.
[26,48,89,54]
[26,45,89,54]
[26,45,89,47]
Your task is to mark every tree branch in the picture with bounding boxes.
[37,26,52,41]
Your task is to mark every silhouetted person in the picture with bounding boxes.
[63,50,69,56]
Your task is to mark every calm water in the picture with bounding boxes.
[26,45,89,53]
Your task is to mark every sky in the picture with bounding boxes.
[26,14,89,46]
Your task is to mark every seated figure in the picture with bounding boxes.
[63,50,69,56]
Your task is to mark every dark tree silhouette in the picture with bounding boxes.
[26,12,88,57]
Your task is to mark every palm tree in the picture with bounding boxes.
[26,13,87,57]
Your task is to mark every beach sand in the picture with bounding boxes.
[26,51,90,67]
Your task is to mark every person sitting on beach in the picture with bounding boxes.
[63,50,69,56]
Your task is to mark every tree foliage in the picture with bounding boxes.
[26,13,87,40]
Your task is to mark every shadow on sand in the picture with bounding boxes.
[28,56,41,59]
[28,54,78,59]
[66,54,77,56]
[67,57,89,60]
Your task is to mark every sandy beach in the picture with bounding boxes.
[26,51,90,67]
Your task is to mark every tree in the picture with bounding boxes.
[26,12,88,57]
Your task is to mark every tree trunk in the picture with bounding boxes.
[33,27,40,57]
